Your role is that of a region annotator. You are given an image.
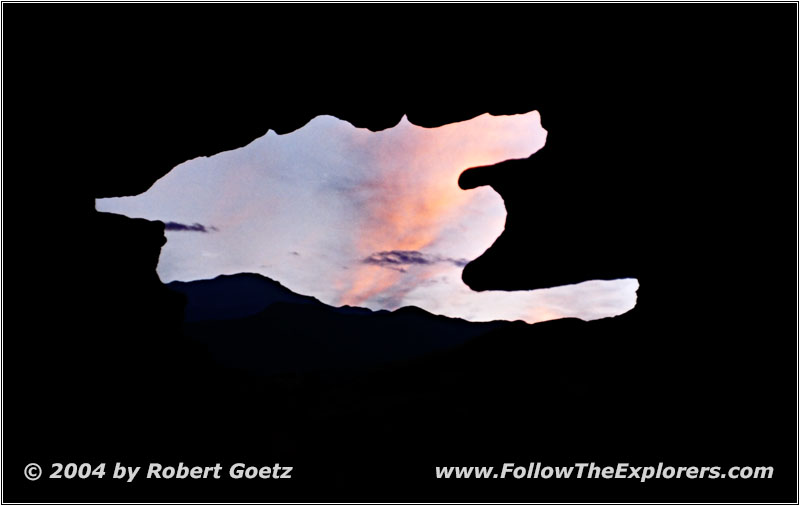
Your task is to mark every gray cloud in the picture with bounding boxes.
[164,222,218,233]
[447,257,469,267]
[364,250,432,266]
[363,250,469,270]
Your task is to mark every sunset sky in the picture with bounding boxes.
[96,111,637,323]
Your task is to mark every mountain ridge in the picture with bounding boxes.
[168,271,505,324]
[167,272,515,375]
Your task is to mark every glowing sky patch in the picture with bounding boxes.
[96,112,638,323]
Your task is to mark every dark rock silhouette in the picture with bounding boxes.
[3,5,795,503]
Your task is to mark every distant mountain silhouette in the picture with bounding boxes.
[168,273,326,322]
[168,272,512,375]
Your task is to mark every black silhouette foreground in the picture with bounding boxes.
[3,6,795,503]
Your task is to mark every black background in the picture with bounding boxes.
[2,4,797,503]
